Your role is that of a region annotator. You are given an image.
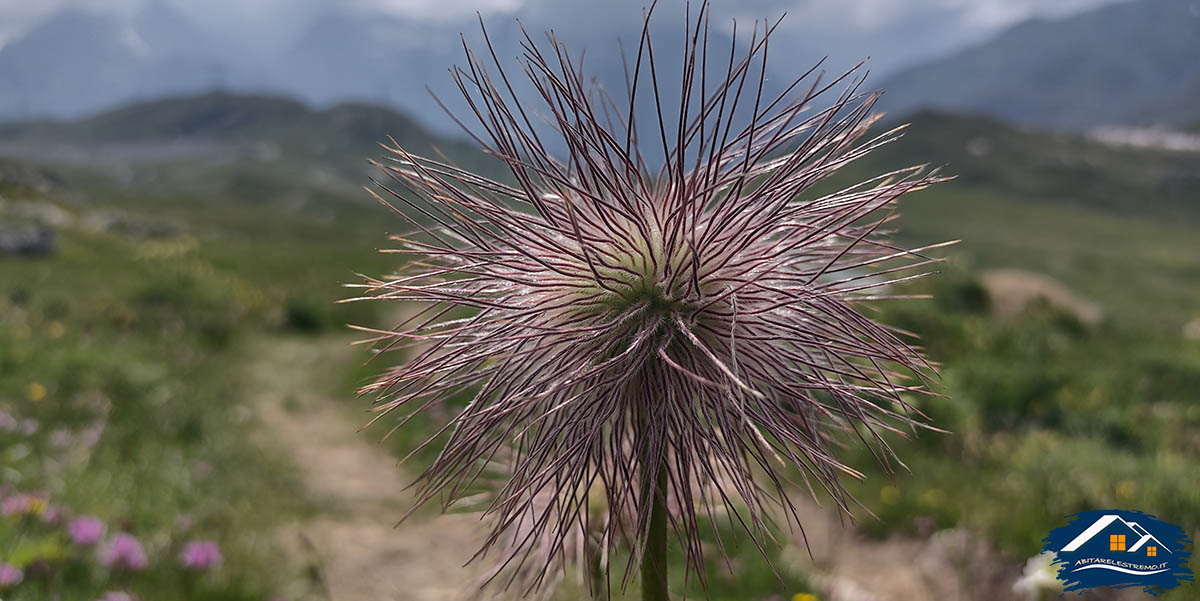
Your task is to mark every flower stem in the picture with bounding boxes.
[586,535,607,600]
[640,446,669,601]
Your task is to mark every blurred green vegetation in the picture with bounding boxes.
[827,112,1200,599]
[0,147,397,599]
[850,273,1200,549]
[1,97,1198,599]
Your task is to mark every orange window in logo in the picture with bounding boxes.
[1148,546,1158,557]
[1110,534,1126,551]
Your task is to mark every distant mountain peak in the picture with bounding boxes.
[1,0,1195,132]
[879,0,1200,128]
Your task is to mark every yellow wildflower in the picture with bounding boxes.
[1116,480,1136,501]
[922,488,946,506]
[26,382,47,402]
[26,497,47,515]
[880,485,901,505]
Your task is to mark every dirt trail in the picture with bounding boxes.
[781,500,1021,601]
[782,499,1139,601]
[252,336,483,601]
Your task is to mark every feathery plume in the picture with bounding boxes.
[351,1,949,596]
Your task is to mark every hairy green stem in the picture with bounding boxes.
[640,444,669,601]
[586,536,607,600]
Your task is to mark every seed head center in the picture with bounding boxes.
[625,280,685,316]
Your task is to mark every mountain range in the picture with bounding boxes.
[0,0,726,135]
[0,93,490,183]
[1,93,1196,222]
[0,0,1196,133]
[878,0,1200,128]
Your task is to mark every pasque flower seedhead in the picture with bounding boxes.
[350,2,949,596]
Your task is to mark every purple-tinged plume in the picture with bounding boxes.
[351,2,949,594]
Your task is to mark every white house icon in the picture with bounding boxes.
[1061,515,1173,555]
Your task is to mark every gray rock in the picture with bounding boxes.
[0,223,56,256]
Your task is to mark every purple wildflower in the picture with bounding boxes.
[49,428,73,448]
[0,494,29,516]
[40,503,62,525]
[1,493,46,516]
[0,563,22,587]
[69,516,107,546]
[99,533,148,571]
[178,540,222,570]
[79,420,106,450]
[97,591,136,601]
[20,419,38,436]
[173,514,195,533]
[352,3,946,594]
[0,410,16,432]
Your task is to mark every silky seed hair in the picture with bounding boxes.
[348,1,950,595]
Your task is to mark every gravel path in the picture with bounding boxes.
[253,336,483,601]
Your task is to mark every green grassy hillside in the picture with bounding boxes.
[0,131,409,599]
[0,92,494,182]
[1,97,1197,599]
[844,111,1200,327]
[825,112,1200,594]
[875,111,1200,222]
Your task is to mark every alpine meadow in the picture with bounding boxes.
[1,1,1198,600]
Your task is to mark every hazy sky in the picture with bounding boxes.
[0,0,1134,75]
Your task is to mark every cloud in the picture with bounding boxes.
[0,0,139,49]
[715,0,1133,74]
[366,0,524,21]
[0,0,1134,76]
